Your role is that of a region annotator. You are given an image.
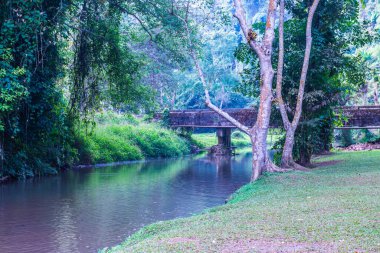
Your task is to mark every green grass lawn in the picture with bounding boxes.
[106,151,380,252]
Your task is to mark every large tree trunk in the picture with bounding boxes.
[250,129,266,180]
[250,58,275,180]
[234,0,282,180]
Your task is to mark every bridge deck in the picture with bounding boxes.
[165,106,380,129]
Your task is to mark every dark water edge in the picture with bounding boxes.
[0,152,253,253]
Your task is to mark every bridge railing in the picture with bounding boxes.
[334,106,380,129]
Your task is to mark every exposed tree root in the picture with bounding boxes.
[282,160,310,171]
[265,160,292,173]
[292,163,310,171]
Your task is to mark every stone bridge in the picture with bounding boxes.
[166,106,380,129]
[158,106,380,154]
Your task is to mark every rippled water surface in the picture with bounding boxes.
[0,153,252,253]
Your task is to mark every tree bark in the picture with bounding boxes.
[276,0,320,168]
[281,127,295,167]
[276,0,290,131]
[250,58,275,180]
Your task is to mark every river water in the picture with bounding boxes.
[0,152,252,253]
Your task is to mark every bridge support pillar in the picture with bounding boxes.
[209,128,233,156]
[217,128,231,147]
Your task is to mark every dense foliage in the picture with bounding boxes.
[0,0,73,178]
[0,0,188,179]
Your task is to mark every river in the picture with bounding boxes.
[0,152,252,253]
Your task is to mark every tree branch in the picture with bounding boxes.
[262,0,276,47]
[275,0,291,129]
[111,1,155,41]
[292,0,321,128]
[173,7,251,134]
[189,50,251,134]
[128,12,154,41]
[233,0,264,58]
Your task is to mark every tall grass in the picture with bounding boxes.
[77,123,190,164]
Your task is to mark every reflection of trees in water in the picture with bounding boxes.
[67,158,191,190]
[208,156,232,178]
[60,157,195,246]
[195,151,253,175]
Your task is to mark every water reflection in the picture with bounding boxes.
[0,153,252,253]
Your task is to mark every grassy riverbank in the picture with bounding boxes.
[76,123,191,164]
[106,150,380,252]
